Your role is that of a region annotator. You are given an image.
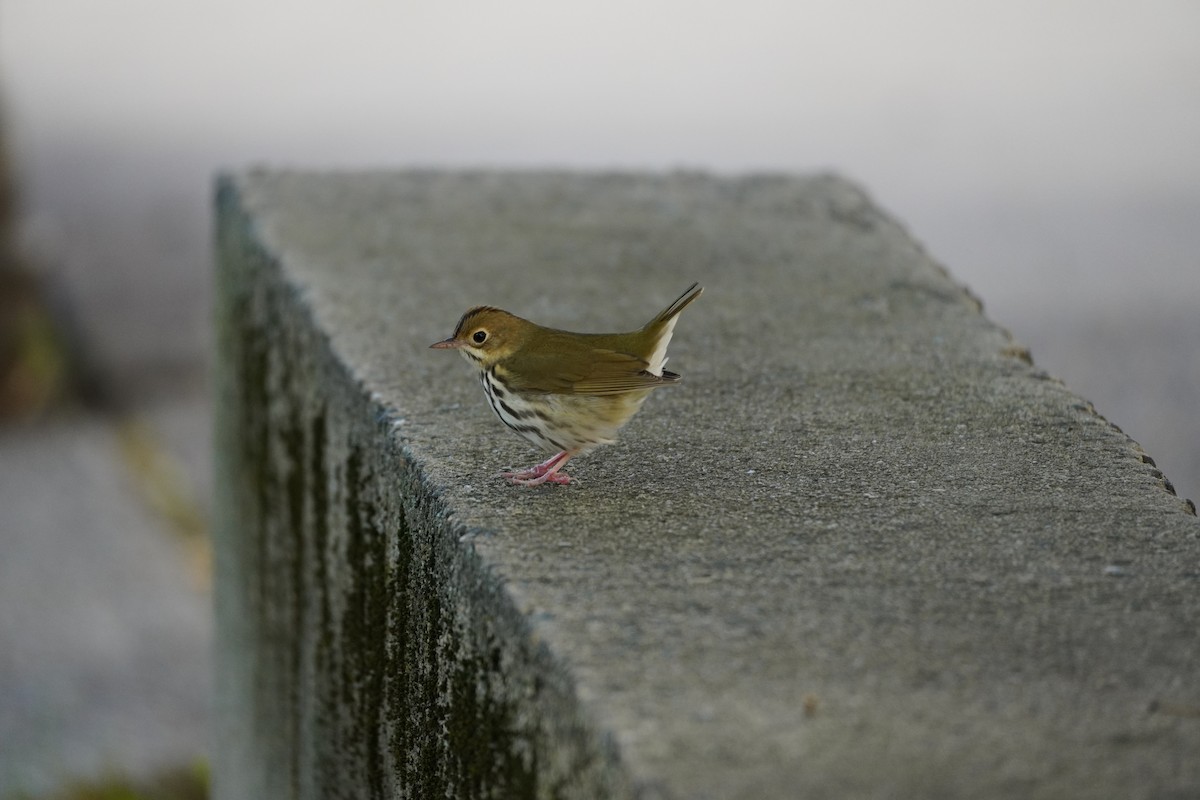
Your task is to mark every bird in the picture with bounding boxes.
[430,282,703,486]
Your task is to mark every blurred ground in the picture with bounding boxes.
[0,417,211,797]
[0,0,1197,794]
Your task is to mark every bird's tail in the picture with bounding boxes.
[641,282,703,376]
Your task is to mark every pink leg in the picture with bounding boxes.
[501,451,573,486]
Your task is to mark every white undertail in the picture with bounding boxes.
[644,317,677,377]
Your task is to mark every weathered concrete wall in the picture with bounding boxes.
[214,171,1199,799]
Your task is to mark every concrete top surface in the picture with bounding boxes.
[232,170,1199,798]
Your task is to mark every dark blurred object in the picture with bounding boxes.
[18,764,209,800]
[0,269,70,421]
[0,115,102,421]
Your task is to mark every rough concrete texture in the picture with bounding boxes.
[214,171,1200,800]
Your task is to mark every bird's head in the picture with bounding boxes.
[430,306,530,369]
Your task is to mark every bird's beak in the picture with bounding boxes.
[429,337,461,349]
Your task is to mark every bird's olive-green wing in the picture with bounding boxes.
[499,339,679,396]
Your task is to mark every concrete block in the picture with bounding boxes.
[214,171,1200,799]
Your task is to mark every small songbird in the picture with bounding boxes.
[431,283,703,486]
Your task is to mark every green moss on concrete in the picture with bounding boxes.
[215,176,625,798]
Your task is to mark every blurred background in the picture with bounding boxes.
[1,0,1197,796]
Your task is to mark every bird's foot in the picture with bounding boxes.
[502,451,572,486]
[512,471,573,487]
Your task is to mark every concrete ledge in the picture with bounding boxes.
[214,170,1200,799]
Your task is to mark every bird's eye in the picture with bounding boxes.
[472,330,488,344]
